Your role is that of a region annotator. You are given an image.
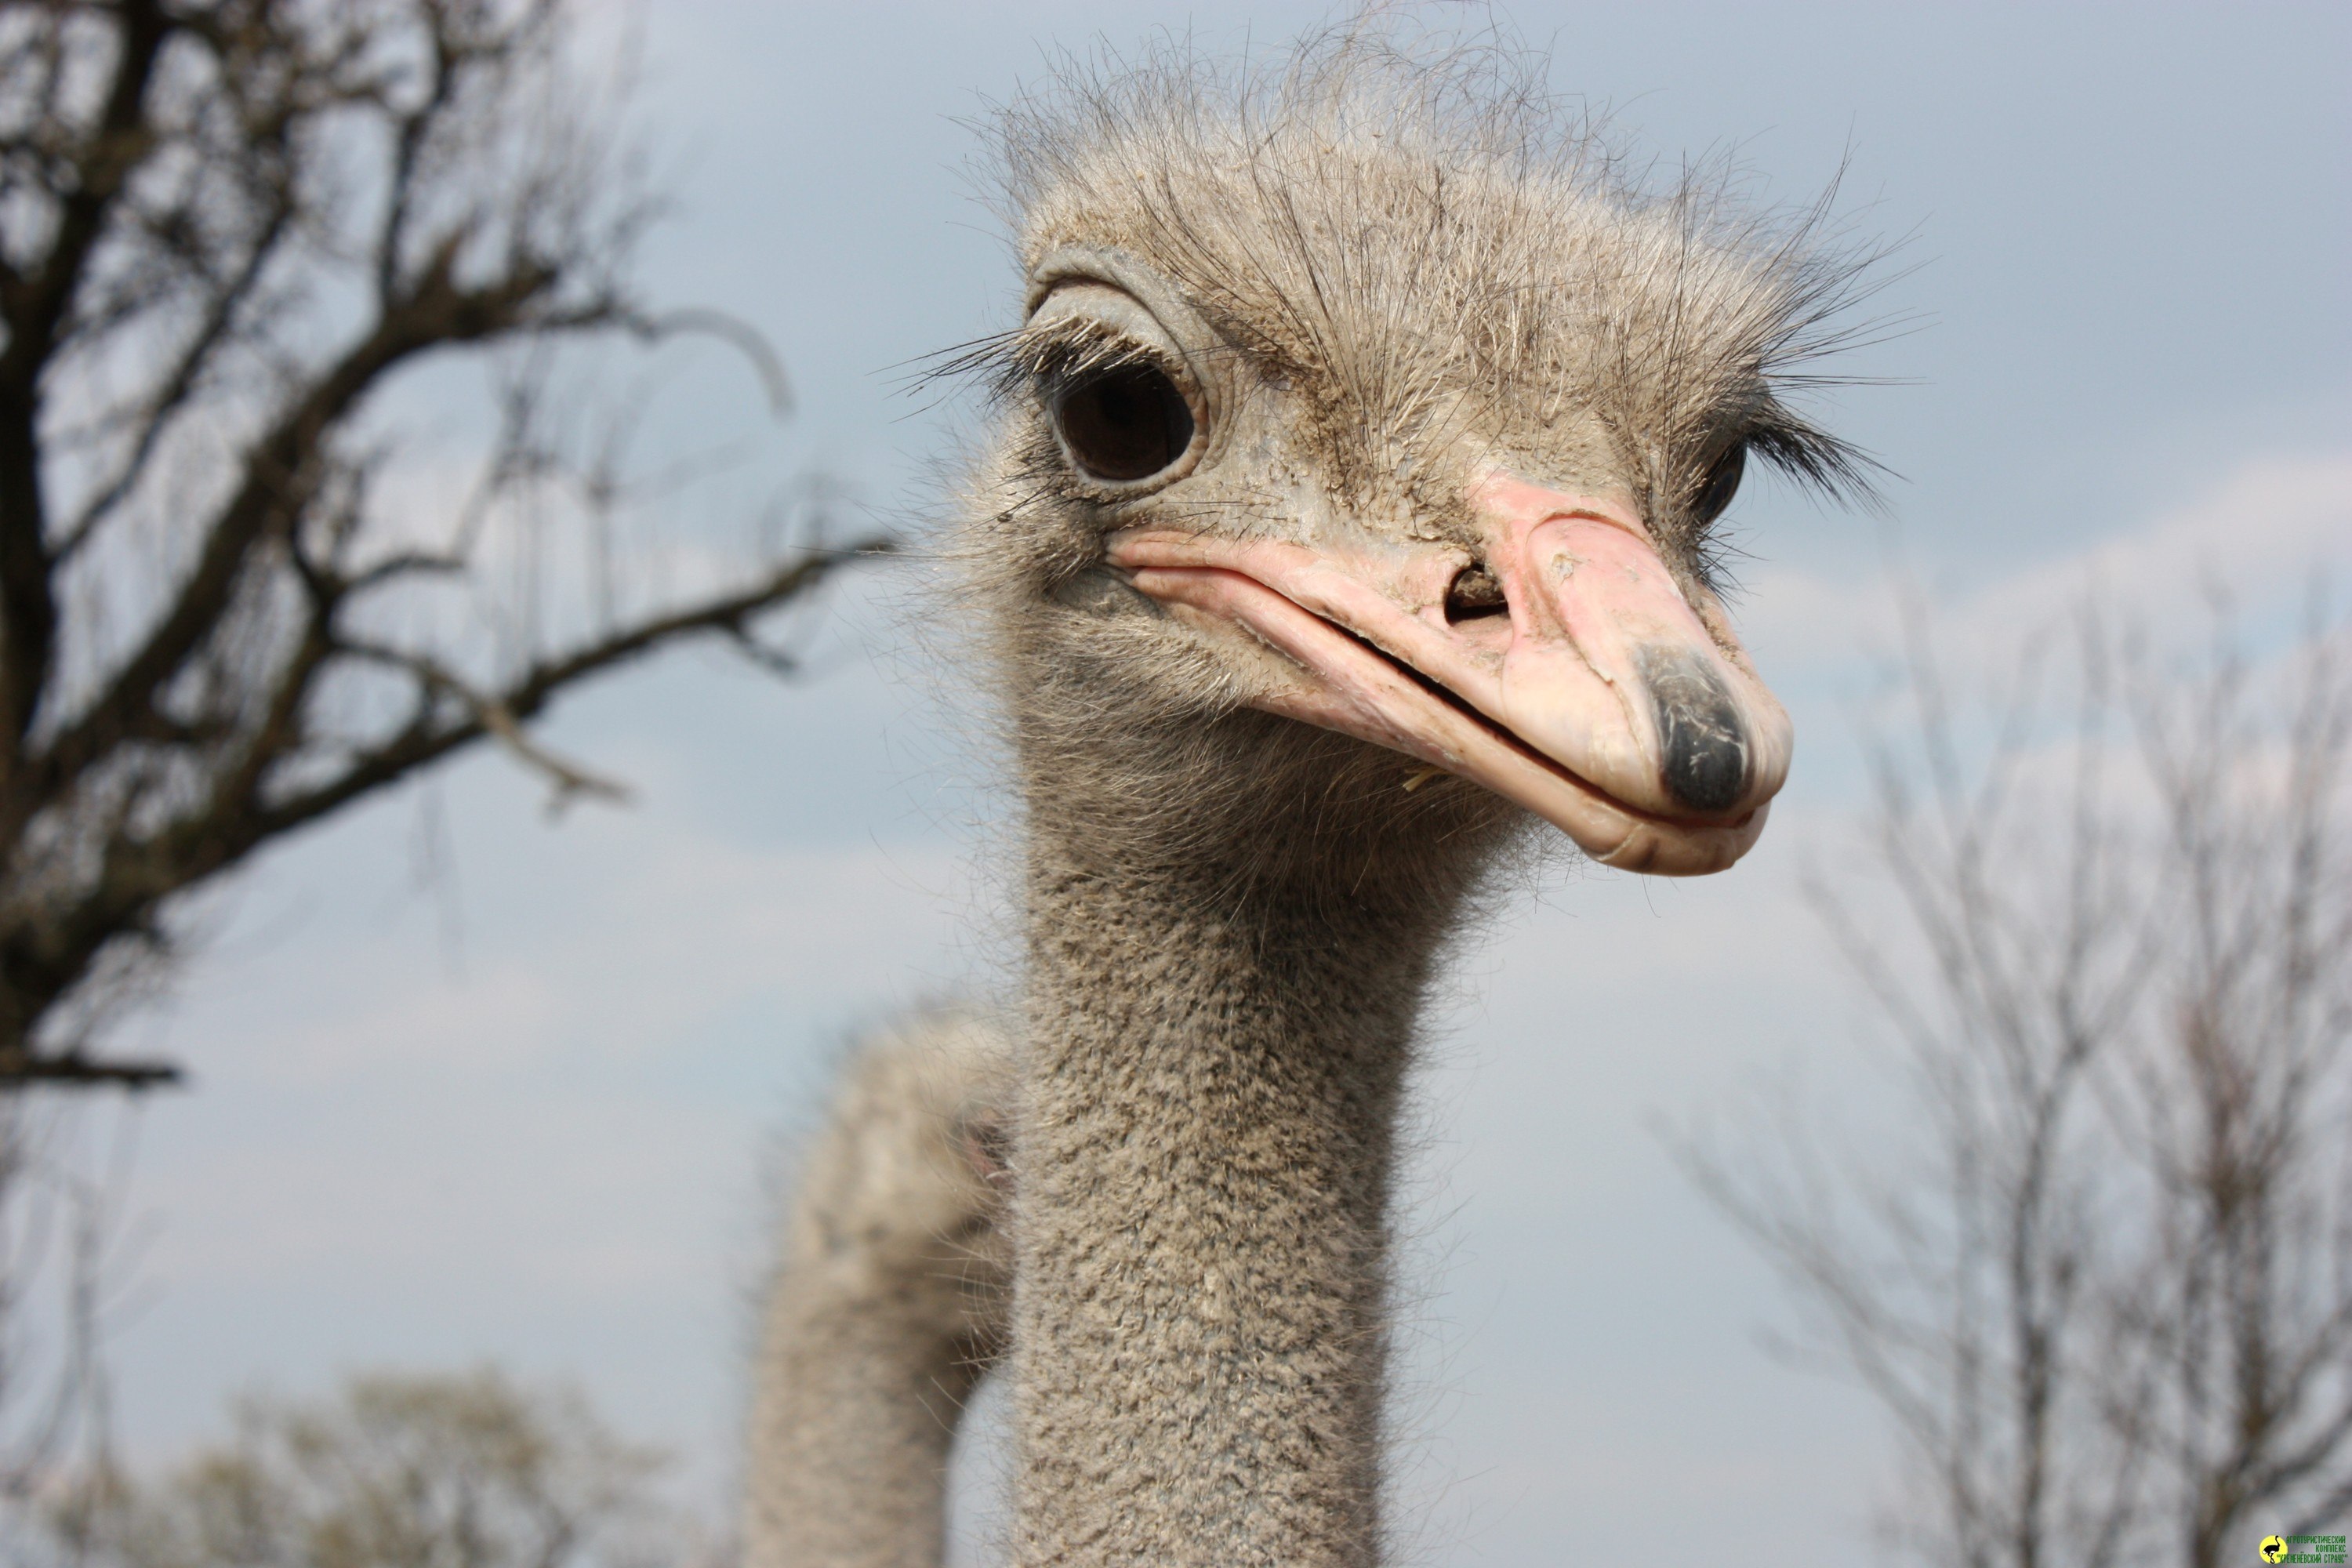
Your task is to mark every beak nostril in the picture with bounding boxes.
[1444,562,1508,625]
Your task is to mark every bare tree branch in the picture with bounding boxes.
[0,2,172,757]
[0,2,888,1087]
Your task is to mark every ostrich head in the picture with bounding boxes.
[960,34,1869,887]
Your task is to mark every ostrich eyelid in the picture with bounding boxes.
[1029,247,1232,414]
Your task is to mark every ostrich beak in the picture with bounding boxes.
[1106,476,1793,876]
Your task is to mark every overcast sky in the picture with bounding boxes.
[84,4,2349,1565]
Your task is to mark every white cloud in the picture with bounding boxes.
[1950,450,2352,644]
[1739,448,2352,684]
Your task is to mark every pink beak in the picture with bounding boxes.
[1106,475,1793,876]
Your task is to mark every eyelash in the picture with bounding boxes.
[1019,338,1170,406]
[919,319,1167,413]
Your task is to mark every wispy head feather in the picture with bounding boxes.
[958,12,1895,567]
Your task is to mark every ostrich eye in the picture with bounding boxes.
[1054,363,1196,483]
[1693,442,1747,527]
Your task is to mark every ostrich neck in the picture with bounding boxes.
[1009,782,1460,1566]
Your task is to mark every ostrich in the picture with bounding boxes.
[747,1010,1014,1567]
[746,25,1870,1568]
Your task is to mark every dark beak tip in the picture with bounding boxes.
[1639,643,1753,815]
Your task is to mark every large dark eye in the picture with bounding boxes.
[1054,363,1196,483]
[1693,442,1746,526]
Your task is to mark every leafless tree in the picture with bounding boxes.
[36,1366,699,1568]
[1686,593,2352,1568]
[0,0,881,1089]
